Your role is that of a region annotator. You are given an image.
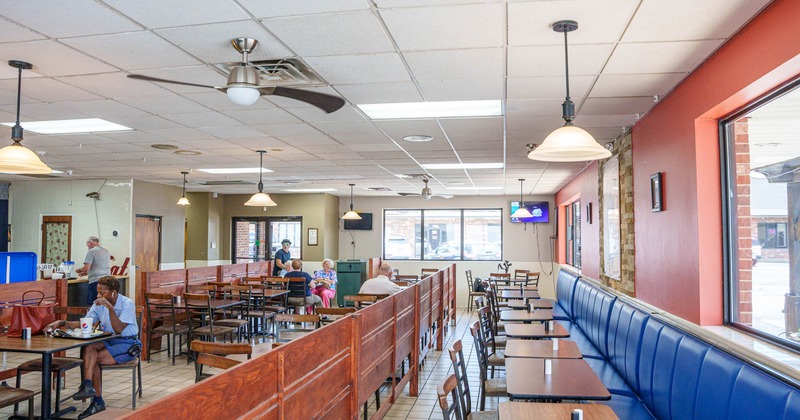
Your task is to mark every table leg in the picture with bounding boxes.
[40,353,52,419]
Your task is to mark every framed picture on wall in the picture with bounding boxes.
[308,228,318,246]
[650,172,663,212]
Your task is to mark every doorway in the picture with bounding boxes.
[231,217,301,264]
[135,215,162,300]
[41,216,72,266]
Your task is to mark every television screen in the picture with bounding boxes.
[510,201,549,223]
[344,212,373,230]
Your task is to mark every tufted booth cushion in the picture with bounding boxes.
[554,269,580,320]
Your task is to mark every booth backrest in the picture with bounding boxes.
[571,280,616,359]
[555,268,579,315]
[606,301,649,393]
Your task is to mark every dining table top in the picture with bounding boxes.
[499,309,553,323]
[500,290,541,299]
[0,332,116,354]
[499,285,538,291]
[498,402,618,420]
[503,323,570,339]
[506,299,553,310]
[169,298,244,310]
[503,339,582,359]
[505,358,611,401]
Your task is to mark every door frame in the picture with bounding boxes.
[41,215,72,266]
[134,214,162,299]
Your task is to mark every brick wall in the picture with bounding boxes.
[734,118,753,325]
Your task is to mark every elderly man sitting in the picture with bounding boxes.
[359,263,402,295]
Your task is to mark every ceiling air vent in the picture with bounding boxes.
[214,59,324,87]
[194,180,254,186]
[366,187,393,192]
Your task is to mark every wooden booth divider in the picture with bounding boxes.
[126,263,457,419]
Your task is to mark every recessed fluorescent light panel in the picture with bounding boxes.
[198,167,274,174]
[448,186,504,190]
[358,100,501,119]
[282,188,337,193]
[421,163,504,170]
[1,118,132,134]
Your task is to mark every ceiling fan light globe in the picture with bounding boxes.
[244,192,277,207]
[421,187,432,200]
[342,210,361,220]
[0,143,52,174]
[528,125,611,162]
[227,87,260,106]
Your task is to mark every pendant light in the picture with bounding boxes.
[512,179,533,218]
[244,150,277,207]
[528,21,611,162]
[342,183,361,220]
[177,171,190,206]
[0,60,52,174]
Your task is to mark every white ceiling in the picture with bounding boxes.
[0,0,772,198]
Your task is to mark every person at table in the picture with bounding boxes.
[284,259,322,311]
[359,263,402,295]
[312,258,338,307]
[75,236,111,304]
[273,239,292,276]
[44,276,139,419]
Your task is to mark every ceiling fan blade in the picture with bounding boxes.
[436,194,454,199]
[127,74,219,90]
[267,86,345,113]
[397,192,421,197]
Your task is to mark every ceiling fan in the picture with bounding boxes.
[397,177,453,200]
[127,37,345,113]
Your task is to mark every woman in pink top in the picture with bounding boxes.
[312,259,338,307]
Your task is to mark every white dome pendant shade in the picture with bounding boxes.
[342,184,361,220]
[511,179,533,218]
[177,171,190,206]
[0,60,52,174]
[244,150,277,207]
[528,21,610,163]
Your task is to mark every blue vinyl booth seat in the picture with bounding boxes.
[551,268,800,419]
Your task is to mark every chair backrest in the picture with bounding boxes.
[437,374,463,420]
[513,269,529,280]
[476,306,499,354]
[191,341,253,382]
[448,340,472,417]
[526,272,540,287]
[393,281,410,287]
[344,295,378,308]
[261,277,290,308]
[184,292,212,333]
[315,307,356,317]
[489,272,510,279]
[464,270,473,290]
[421,268,438,277]
[223,284,252,317]
[468,322,489,382]
[274,313,321,342]
[395,274,419,282]
[484,288,502,334]
[473,296,485,309]
[144,292,179,327]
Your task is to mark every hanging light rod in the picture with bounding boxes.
[528,21,611,162]
[342,183,361,220]
[512,179,533,218]
[244,150,277,207]
[177,171,190,206]
[0,60,52,174]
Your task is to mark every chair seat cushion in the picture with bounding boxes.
[467,410,499,420]
[0,387,35,406]
[153,324,190,334]
[18,357,82,372]
[192,325,236,336]
[595,395,654,419]
[584,358,636,397]
[493,336,507,347]
[552,304,571,321]
[100,358,140,369]
[264,306,286,313]
[215,319,248,328]
[487,351,505,366]
[485,379,507,395]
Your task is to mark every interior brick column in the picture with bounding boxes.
[735,118,753,325]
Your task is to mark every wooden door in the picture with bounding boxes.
[135,215,161,303]
[41,216,72,266]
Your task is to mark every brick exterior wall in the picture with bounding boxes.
[734,119,753,325]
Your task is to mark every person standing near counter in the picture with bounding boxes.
[75,236,111,304]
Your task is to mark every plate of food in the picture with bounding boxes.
[51,329,111,340]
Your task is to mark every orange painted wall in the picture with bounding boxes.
[557,0,800,324]
[554,162,599,279]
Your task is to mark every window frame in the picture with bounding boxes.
[382,208,503,261]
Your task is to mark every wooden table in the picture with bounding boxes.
[0,333,115,419]
[500,290,541,299]
[499,402,618,419]
[504,339,582,359]
[503,323,570,339]
[170,299,244,311]
[506,299,553,310]
[506,358,611,401]
[500,285,538,291]
[499,309,552,323]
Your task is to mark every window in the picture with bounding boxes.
[603,155,621,279]
[383,209,501,260]
[565,201,581,268]
[722,77,800,350]
[232,217,301,263]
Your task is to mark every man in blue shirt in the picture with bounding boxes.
[273,239,292,276]
[284,259,322,311]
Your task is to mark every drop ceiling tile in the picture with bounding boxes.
[604,40,722,74]
[0,17,47,43]
[334,82,423,104]
[125,66,230,95]
[348,143,398,152]
[155,21,291,63]
[374,119,441,141]
[380,4,503,51]
[195,125,267,139]
[507,76,594,100]
[53,99,151,120]
[580,97,656,116]
[331,132,388,145]
[146,127,216,141]
[404,48,503,80]
[103,0,250,29]
[162,112,242,128]
[110,114,184,131]
[2,0,142,38]
[506,115,565,131]
[305,53,411,85]
[438,117,503,142]
[182,91,277,111]
[590,73,687,97]
[179,139,242,150]
[0,78,101,104]
[101,130,162,143]
[507,0,638,46]
[239,0,369,18]
[573,114,637,128]
[2,102,86,121]
[116,95,212,115]
[1,40,119,77]
[312,121,383,135]
[399,141,454,153]
[264,11,393,57]
[274,134,338,146]
[418,78,503,101]
[506,98,566,117]
[253,123,321,138]
[223,108,303,125]
[61,32,201,71]
[508,44,614,78]
[622,0,771,43]
[288,106,369,125]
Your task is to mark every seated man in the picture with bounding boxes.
[359,263,403,295]
[45,276,139,419]
[284,259,323,311]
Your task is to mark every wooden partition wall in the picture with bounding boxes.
[125,263,457,419]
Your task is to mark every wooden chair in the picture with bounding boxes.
[469,322,507,411]
[261,276,290,314]
[274,313,320,342]
[99,307,144,409]
[247,284,279,338]
[421,268,438,277]
[316,307,356,324]
[184,293,237,345]
[14,306,88,415]
[144,292,189,365]
[190,341,252,382]
[186,284,219,298]
[395,274,419,282]
[2,386,36,420]
[436,374,462,420]
[489,272,510,281]
[476,307,506,379]
[216,285,250,342]
[393,281,410,287]
[465,270,485,311]
[448,339,498,420]
[344,295,377,308]
[525,272,540,288]
[513,269,529,280]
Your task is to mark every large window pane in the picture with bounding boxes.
[464,209,502,260]
[424,210,462,260]
[724,81,800,348]
[385,210,421,259]
[603,155,621,279]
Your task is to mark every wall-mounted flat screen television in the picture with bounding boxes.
[344,212,373,230]
[510,201,549,223]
